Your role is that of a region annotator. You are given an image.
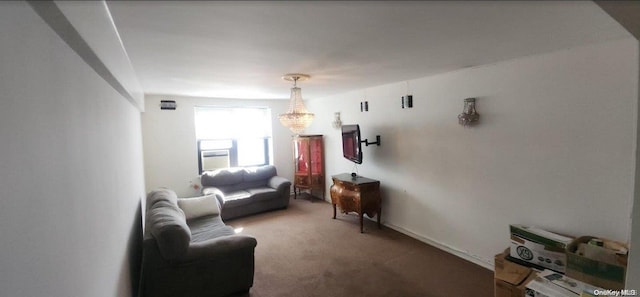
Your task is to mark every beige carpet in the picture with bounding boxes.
[226,194,494,297]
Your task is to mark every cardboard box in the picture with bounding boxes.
[525,275,577,297]
[495,248,536,297]
[525,269,580,297]
[497,274,538,297]
[510,225,573,273]
[536,269,606,295]
[524,269,616,297]
[566,236,628,290]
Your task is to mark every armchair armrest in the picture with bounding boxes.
[144,234,257,297]
[202,186,225,206]
[268,176,291,192]
[184,234,257,261]
[202,186,224,197]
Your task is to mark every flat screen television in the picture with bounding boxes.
[341,124,362,164]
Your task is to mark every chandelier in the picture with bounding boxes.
[278,73,314,134]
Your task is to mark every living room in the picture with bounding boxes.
[1,1,640,297]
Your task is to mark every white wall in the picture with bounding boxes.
[305,38,639,268]
[54,0,145,109]
[0,2,145,297]
[142,95,292,197]
[627,45,640,288]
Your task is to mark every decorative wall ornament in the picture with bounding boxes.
[402,81,413,109]
[278,73,314,134]
[332,112,342,129]
[458,98,479,127]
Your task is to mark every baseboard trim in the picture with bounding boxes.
[383,222,494,271]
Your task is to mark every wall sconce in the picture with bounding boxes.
[458,98,479,127]
[332,112,342,129]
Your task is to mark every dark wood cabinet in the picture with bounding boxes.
[293,135,324,201]
[330,173,381,233]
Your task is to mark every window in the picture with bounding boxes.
[195,107,273,173]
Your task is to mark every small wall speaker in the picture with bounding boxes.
[360,101,369,112]
[160,100,177,110]
[402,95,413,109]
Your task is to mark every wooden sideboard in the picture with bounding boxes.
[330,173,381,233]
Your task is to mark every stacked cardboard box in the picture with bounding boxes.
[509,225,573,273]
[495,249,537,297]
[524,269,610,297]
[504,225,629,292]
[566,236,628,290]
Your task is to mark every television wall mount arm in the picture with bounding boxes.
[361,135,381,147]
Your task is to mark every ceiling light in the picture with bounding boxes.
[279,73,314,134]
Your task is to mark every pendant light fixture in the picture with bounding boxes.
[279,73,314,134]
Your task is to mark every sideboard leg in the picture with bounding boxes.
[377,208,382,229]
[332,204,337,219]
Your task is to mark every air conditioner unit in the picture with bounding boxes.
[201,150,230,171]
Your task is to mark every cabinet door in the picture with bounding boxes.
[294,138,309,174]
[309,137,323,175]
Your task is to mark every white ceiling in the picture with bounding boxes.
[106,1,631,100]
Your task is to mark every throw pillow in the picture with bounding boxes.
[178,194,219,220]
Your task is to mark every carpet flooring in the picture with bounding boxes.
[225,194,494,297]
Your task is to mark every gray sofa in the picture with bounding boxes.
[142,188,257,297]
[201,165,291,221]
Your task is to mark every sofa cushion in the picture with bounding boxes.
[148,201,191,260]
[220,190,252,206]
[178,195,219,220]
[187,215,235,243]
[146,188,178,211]
[243,165,276,182]
[241,166,277,189]
[246,187,279,202]
[201,187,222,197]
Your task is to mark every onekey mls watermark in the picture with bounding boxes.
[594,289,638,296]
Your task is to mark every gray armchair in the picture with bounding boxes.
[141,189,257,297]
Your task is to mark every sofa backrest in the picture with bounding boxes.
[201,167,244,192]
[201,165,277,192]
[242,165,277,188]
[145,189,191,260]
